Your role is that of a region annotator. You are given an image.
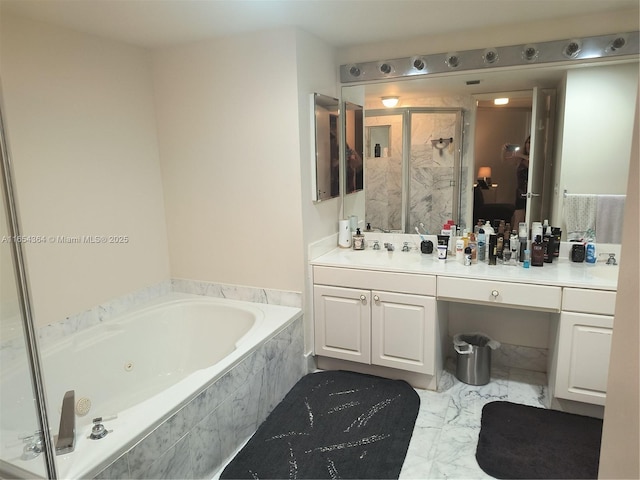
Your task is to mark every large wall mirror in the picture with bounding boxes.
[312,93,340,202]
[343,58,638,241]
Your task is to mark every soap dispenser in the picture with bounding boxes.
[352,228,365,250]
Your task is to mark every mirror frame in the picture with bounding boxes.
[312,93,340,202]
[344,101,364,196]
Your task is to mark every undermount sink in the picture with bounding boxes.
[587,265,620,282]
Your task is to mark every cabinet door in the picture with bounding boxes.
[371,291,436,374]
[555,312,614,406]
[313,285,371,363]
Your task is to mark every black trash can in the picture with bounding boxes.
[453,333,500,385]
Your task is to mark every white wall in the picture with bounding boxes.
[293,29,340,352]
[152,29,308,293]
[552,63,638,229]
[0,14,170,327]
[599,83,639,480]
[559,63,638,195]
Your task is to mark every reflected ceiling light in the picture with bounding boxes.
[494,98,509,105]
[381,96,399,107]
[563,39,582,58]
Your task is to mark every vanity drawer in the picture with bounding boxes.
[313,266,436,296]
[437,277,562,311]
[563,288,617,315]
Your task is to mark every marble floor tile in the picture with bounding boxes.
[213,364,548,480]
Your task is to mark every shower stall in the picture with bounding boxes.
[364,108,466,235]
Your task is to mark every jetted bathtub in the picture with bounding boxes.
[0,292,302,479]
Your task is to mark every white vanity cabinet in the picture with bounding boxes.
[313,266,440,376]
[554,288,616,406]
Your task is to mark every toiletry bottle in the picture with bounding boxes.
[510,232,518,264]
[518,222,528,262]
[374,143,381,157]
[455,236,465,263]
[477,228,486,262]
[468,233,477,263]
[586,242,597,263]
[483,220,495,235]
[552,227,562,258]
[352,228,365,250]
[543,233,554,263]
[502,235,511,263]
[488,234,497,265]
[531,235,544,266]
[464,247,472,266]
[523,249,531,268]
[496,232,504,261]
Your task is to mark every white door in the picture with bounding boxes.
[370,291,436,374]
[525,87,556,225]
[313,285,371,363]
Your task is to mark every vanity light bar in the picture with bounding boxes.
[340,31,639,83]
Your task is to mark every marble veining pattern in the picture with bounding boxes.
[94,316,305,479]
[0,278,303,364]
[398,361,548,479]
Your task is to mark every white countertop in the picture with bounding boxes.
[311,246,619,291]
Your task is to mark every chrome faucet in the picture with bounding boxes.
[55,390,75,455]
[599,253,618,265]
[384,242,395,251]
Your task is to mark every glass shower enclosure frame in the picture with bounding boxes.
[0,98,57,478]
[364,107,465,234]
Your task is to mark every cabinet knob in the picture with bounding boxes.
[360,294,367,302]
[491,289,499,298]
[373,295,380,302]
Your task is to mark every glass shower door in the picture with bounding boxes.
[407,110,463,236]
[1,104,55,478]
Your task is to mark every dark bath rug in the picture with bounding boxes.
[220,370,420,479]
[476,401,603,479]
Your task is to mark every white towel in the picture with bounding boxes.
[596,195,626,244]
[564,194,596,241]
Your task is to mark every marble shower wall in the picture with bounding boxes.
[409,112,459,236]
[364,114,403,231]
[364,109,464,234]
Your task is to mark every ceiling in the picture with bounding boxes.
[2,0,638,50]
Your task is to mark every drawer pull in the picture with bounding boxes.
[491,290,500,298]
[373,295,380,302]
[360,294,366,302]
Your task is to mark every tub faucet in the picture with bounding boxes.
[55,390,75,455]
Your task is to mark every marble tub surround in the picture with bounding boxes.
[171,278,302,308]
[0,280,173,365]
[94,315,305,480]
[14,278,302,356]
